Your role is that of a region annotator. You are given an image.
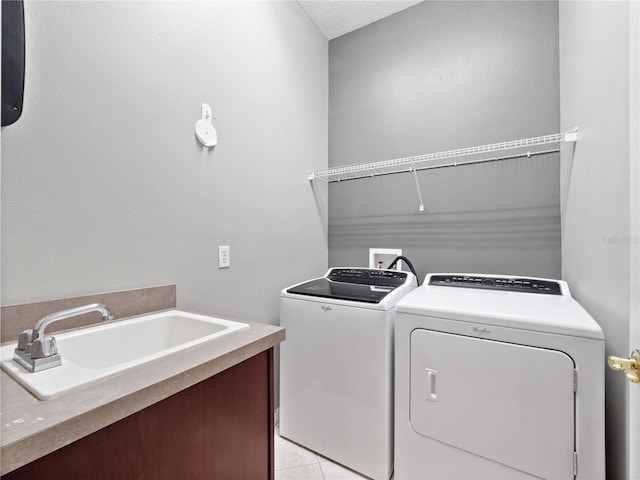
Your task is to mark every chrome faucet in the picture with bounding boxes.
[13,303,113,373]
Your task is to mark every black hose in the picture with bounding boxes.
[387,255,419,284]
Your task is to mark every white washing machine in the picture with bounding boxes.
[280,267,417,480]
[395,274,605,480]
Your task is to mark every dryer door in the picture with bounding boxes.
[410,329,575,479]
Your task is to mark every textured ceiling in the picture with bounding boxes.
[298,1,424,40]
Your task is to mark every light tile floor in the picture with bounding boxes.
[275,426,378,480]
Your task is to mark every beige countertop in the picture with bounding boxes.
[0,311,285,475]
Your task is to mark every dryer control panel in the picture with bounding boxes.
[429,275,562,295]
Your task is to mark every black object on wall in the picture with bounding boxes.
[2,0,25,127]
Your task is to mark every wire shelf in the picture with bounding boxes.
[308,129,577,183]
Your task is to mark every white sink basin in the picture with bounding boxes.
[0,310,249,400]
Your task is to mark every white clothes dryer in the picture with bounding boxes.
[280,268,417,480]
[394,274,605,480]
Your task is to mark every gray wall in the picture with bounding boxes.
[328,1,561,280]
[1,3,327,331]
[559,2,634,479]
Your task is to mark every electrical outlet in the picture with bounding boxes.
[218,245,230,268]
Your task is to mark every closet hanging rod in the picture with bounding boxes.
[308,128,577,183]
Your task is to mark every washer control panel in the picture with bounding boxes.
[429,275,562,295]
[328,268,408,287]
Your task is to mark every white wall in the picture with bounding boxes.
[1,1,328,329]
[630,4,640,478]
[328,1,561,280]
[559,2,633,478]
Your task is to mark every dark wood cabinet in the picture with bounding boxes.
[2,349,274,480]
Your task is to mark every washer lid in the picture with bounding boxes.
[396,273,604,339]
[285,268,412,304]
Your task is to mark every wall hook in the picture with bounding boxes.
[195,103,217,147]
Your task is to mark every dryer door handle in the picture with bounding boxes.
[424,368,439,402]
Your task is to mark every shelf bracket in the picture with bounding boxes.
[411,165,425,212]
[564,127,578,143]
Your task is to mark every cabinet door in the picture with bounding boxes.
[410,329,575,479]
[2,350,274,480]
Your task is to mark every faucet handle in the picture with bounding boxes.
[16,330,33,351]
[30,335,58,359]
